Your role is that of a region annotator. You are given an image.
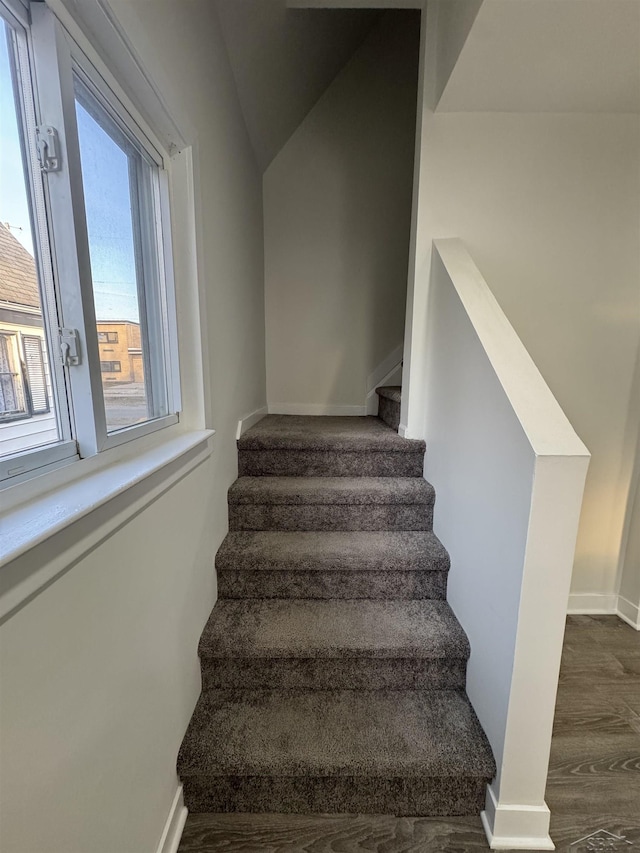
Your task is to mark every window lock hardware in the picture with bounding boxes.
[36,125,62,172]
[59,328,81,367]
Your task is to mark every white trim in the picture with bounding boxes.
[433,240,589,458]
[0,428,214,623]
[0,0,29,29]
[0,439,78,485]
[366,343,404,394]
[100,414,180,453]
[617,594,640,630]
[236,406,267,441]
[567,592,618,614]
[364,353,402,415]
[31,4,107,457]
[155,785,188,853]
[268,403,366,416]
[481,785,554,851]
[44,0,188,153]
[399,1,429,436]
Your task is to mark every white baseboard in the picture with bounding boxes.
[482,785,554,850]
[617,594,640,630]
[567,592,618,614]
[156,785,188,853]
[268,403,366,416]
[236,406,268,440]
[398,423,409,438]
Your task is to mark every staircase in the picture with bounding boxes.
[177,402,495,816]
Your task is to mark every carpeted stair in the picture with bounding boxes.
[376,385,402,431]
[178,412,495,816]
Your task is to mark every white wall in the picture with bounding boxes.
[215,0,380,171]
[264,11,419,413]
[432,0,483,106]
[0,2,266,852]
[403,109,640,603]
[437,0,640,114]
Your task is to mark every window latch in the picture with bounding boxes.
[59,328,81,367]
[36,125,62,172]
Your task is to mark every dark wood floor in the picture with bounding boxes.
[178,615,640,853]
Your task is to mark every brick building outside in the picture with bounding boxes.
[97,320,144,384]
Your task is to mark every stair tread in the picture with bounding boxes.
[199,599,468,659]
[239,415,422,452]
[376,385,402,403]
[229,477,434,505]
[178,688,495,779]
[216,530,449,572]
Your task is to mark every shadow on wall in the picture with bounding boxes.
[264,10,420,410]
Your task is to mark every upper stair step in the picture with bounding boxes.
[178,688,496,815]
[198,599,469,690]
[376,386,402,404]
[376,386,401,432]
[238,415,424,477]
[228,477,434,531]
[216,530,450,599]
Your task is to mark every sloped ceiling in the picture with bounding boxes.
[215,0,381,171]
[437,0,640,113]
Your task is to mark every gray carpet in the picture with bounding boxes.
[376,386,402,431]
[178,413,495,815]
[216,531,450,599]
[238,414,418,450]
[238,414,422,476]
[216,531,450,572]
[198,600,469,659]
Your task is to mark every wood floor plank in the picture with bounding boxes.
[549,815,640,851]
[178,813,491,853]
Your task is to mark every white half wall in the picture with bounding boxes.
[403,106,640,604]
[618,413,640,629]
[264,10,419,411]
[425,240,589,849]
[0,1,267,851]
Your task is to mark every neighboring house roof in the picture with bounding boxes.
[0,221,40,309]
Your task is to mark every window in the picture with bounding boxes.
[98,331,118,343]
[0,1,180,485]
[0,333,27,419]
[0,331,50,420]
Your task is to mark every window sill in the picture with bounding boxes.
[0,428,214,623]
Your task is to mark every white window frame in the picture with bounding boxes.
[0,0,182,487]
[0,4,76,482]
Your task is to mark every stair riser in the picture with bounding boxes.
[378,397,401,432]
[182,775,488,816]
[200,657,467,691]
[229,504,433,532]
[238,450,423,478]
[217,569,448,599]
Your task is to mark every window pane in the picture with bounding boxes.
[74,76,168,433]
[0,20,59,457]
